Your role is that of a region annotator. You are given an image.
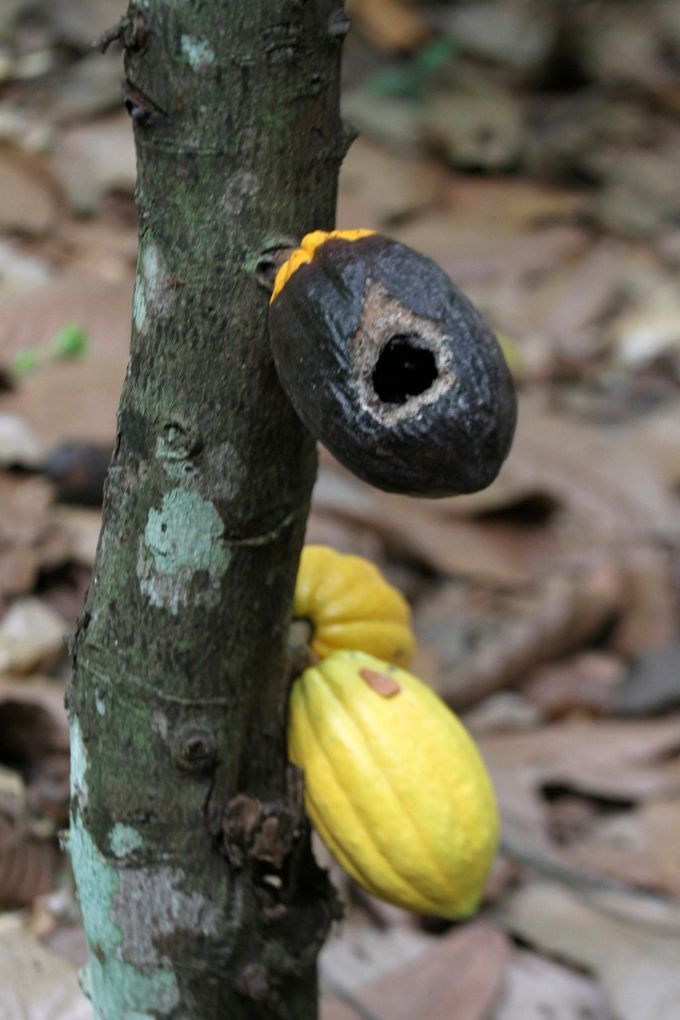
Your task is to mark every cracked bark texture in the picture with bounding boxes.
[67,3,348,1017]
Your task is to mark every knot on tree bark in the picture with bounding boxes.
[97,8,150,54]
[223,767,342,1009]
[222,774,303,875]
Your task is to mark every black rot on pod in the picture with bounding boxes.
[268,230,517,498]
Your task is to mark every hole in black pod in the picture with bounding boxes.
[372,335,438,405]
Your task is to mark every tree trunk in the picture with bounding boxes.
[67,3,349,1017]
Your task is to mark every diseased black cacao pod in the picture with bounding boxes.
[268,230,517,498]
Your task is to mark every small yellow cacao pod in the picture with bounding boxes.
[288,650,498,918]
[294,545,414,667]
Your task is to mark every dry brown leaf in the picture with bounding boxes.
[477,720,680,916]
[0,677,70,829]
[434,2,555,72]
[657,228,680,265]
[45,442,111,506]
[483,713,680,778]
[305,509,386,565]
[481,714,680,807]
[545,793,600,846]
[0,239,53,301]
[341,92,422,150]
[0,269,133,446]
[596,148,680,239]
[51,114,136,215]
[645,799,680,895]
[614,643,680,717]
[0,814,56,908]
[0,547,41,603]
[463,692,542,736]
[346,882,418,931]
[38,51,123,124]
[0,601,68,674]
[0,475,77,603]
[26,752,70,826]
[41,923,89,970]
[504,882,680,1020]
[0,147,60,236]
[0,265,132,358]
[577,3,670,90]
[610,291,680,367]
[522,652,625,719]
[347,0,430,52]
[32,566,94,631]
[322,923,510,1020]
[0,764,25,819]
[494,947,611,1020]
[443,177,588,232]
[46,0,127,48]
[422,90,525,173]
[57,218,138,269]
[321,912,433,994]
[482,854,519,909]
[51,507,102,568]
[634,400,680,492]
[314,467,534,585]
[416,564,624,708]
[0,919,92,1020]
[518,240,624,353]
[0,414,45,468]
[440,401,680,549]
[0,476,53,551]
[0,676,69,753]
[338,138,445,231]
[563,797,680,899]
[394,219,589,288]
[611,547,679,656]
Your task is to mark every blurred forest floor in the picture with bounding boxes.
[1,0,680,1017]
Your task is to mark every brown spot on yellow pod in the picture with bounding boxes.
[359,668,402,697]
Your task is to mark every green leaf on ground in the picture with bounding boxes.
[10,348,40,377]
[51,322,89,359]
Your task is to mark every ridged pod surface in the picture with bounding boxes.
[269,230,517,497]
[288,650,498,917]
[294,545,414,666]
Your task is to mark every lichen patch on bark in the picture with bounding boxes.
[222,171,260,215]
[70,716,89,810]
[110,824,144,859]
[180,35,215,70]
[137,487,231,613]
[203,440,248,502]
[69,821,181,1018]
[133,242,174,333]
[114,866,223,963]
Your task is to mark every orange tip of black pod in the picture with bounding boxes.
[271,229,376,303]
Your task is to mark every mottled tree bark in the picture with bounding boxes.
[67,3,349,1017]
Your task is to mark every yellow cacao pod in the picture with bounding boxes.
[288,650,498,918]
[294,545,414,667]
